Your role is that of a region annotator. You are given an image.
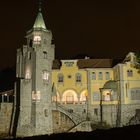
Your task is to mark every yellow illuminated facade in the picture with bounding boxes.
[52,60,88,104]
[51,52,140,126]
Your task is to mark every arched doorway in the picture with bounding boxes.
[62,90,78,104]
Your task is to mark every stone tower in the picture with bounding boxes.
[11,7,55,137]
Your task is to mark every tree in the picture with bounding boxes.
[135,51,140,73]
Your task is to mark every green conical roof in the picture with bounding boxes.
[33,11,46,29]
[103,80,117,92]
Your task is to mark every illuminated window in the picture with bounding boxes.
[76,73,82,82]
[32,91,36,101]
[43,70,49,81]
[33,35,41,44]
[66,95,74,104]
[98,72,103,80]
[58,73,64,83]
[127,69,133,77]
[25,71,31,79]
[92,72,96,80]
[105,72,110,80]
[32,91,41,101]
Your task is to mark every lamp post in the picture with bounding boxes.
[99,88,103,125]
[85,68,91,121]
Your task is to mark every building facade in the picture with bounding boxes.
[52,54,140,128]
[0,6,140,138]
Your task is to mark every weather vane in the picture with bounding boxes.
[39,0,42,12]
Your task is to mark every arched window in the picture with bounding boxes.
[58,73,64,83]
[105,72,110,80]
[76,73,82,82]
[98,72,103,80]
[127,69,133,77]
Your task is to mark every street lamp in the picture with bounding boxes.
[99,88,103,125]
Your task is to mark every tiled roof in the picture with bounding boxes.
[77,59,121,68]
[52,59,122,69]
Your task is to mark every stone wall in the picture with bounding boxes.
[52,110,75,133]
[0,103,13,136]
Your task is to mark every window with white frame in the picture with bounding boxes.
[127,69,133,77]
[98,72,103,80]
[92,72,96,80]
[105,72,110,80]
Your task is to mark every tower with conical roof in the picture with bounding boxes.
[11,3,55,137]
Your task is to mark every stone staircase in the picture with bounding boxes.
[52,102,86,125]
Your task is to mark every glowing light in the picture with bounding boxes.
[43,70,49,81]
[33,35,41,44]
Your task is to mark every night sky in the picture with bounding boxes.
[0,0,140,70]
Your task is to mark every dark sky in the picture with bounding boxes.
[0,0,140,70]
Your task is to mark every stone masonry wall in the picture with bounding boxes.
[52,110,74,133]
[0,103,13,135]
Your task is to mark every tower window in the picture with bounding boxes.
[76,73,82,82]
[43,51,47,59]
[32,91,41,102]
[25,71,31,80]
[33,35,41,44]
[42,70,49,81]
